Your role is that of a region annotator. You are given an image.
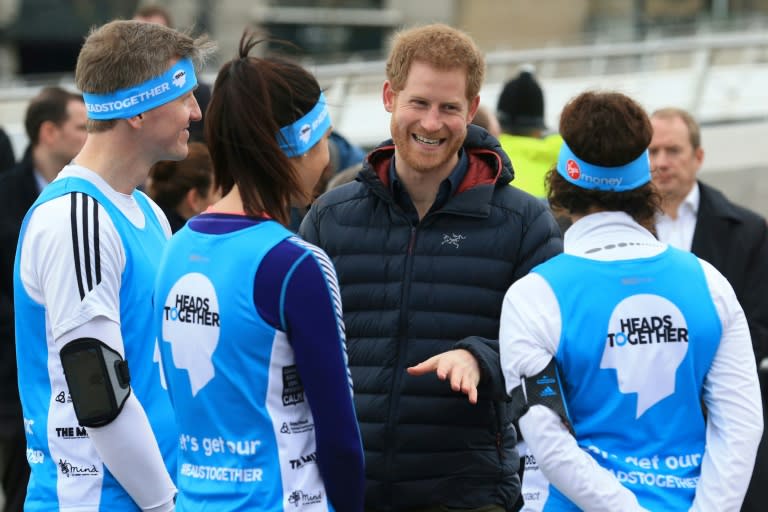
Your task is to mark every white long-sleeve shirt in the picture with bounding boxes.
[500,211,763,511]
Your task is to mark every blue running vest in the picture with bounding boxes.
[155,219,335,511]
[14,177,177,511]
[534,248,721,511]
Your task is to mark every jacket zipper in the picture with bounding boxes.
[383,224,417,507]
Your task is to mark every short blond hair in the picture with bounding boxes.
[385,23,485,101]
[75,20,215,132]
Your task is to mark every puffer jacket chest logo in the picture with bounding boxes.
[441,233,466,248]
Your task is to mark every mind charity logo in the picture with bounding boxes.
[162,272,221,396]
[599,294,689,418]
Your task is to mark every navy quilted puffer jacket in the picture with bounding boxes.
[300,125,563,511]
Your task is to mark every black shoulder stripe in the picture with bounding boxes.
[82,193,92,290]
[70,193,85,300]
[69,193,102,300]
[93,200,101,285]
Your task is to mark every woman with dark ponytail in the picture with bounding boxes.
[153,32,364,511]
[500,91,761,511]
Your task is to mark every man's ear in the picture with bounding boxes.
[125,113,144,129]
[383,80,396,113]
[693,146,704,173]
[467,95,481,123]
[38,120,58,145]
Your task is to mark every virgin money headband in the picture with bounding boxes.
[278,92,332,158]
[556,141,651,192]
[83,58,198,120]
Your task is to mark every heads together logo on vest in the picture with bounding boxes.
[278,92,332,158]
[557,141,651,192]
[600,294,689,418]
[162,272,220,396]
[82,57,198,120]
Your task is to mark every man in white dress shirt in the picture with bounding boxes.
[649,107,768,512]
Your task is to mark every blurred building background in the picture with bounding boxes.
[1,0,768,214]
[4,0,768,74]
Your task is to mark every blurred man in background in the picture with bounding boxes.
[496,69,561,199]
[649,107,768,512]
[0,86,86,512]
[472,104,502,138]
[0,128,14,173]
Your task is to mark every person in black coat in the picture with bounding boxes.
[650,107,768,512]
[0,127,14,173]
[0,87,86,512]
[300,23,562,512]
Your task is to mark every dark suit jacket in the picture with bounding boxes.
[0,154,39,436]
[691,180,768,364]
[0,127,14,173]
[691,180,768,512]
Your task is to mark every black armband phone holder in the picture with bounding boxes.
[60,338,131,428]
[509,357,574,435]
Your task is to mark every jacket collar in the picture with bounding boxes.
[697,180,742,223]
[361,124,512,193]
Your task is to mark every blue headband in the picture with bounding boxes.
[556,141,651,191]
[83,58,198,120]
[278,92,332,158]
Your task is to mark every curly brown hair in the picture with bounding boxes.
[546,91,661,233]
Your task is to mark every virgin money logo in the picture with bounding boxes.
[567,159,581,179]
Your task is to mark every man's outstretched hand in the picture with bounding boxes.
[407,349,481,404]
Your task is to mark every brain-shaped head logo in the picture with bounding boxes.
[172,69,187,88]
[162,273,220,396]
[298,124,312,145]
[600,294,689,418]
